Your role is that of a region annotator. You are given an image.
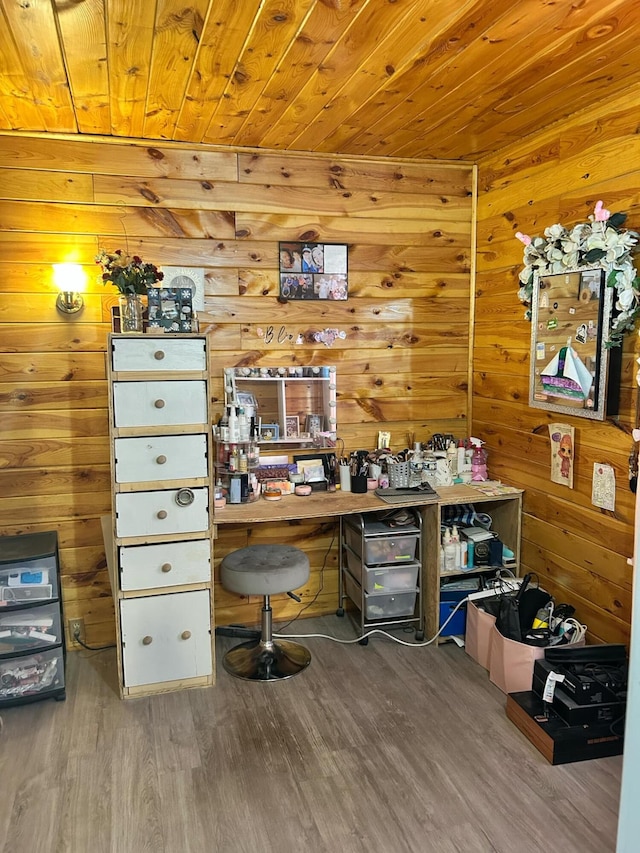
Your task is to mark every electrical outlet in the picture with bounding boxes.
[68,618,84,643]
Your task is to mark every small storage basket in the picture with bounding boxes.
[387,461,422,489]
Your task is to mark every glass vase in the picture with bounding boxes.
[118,293,143,334]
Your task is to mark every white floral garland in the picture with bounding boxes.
[516,200,640,348]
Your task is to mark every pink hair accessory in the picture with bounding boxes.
[594,200,610,222]
[515,232,531,246]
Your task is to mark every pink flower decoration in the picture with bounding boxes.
[515,231,532,246]
[594,200,610,222]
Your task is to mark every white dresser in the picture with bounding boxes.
[104,334,215,698]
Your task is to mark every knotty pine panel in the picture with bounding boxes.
[0,437,110,469]
[0,135,473,646]
[0,135,238,180]
[0,380,107,410]
[0,352,107,382]
[216,346,469,376]
[94,174,472,221]
[476,98,640,645]
[199,296,470,325]
[0,168,93,202]
[0,466,110,498]
[1,410,108,440]
[234,213,471,246]
[0,200,237,240]
[237,152,473,196]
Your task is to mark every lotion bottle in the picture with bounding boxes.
[443,528,457,572]
[228,405,238,443]
[451,525,461,570]
[456,440,466,481]
[447,440,458,477]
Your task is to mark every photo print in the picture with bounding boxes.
[279,242,348,301]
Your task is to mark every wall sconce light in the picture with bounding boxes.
[53,264,86,315]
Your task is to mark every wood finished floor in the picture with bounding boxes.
[0,616,622,853]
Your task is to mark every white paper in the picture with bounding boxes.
[592,463,616,511]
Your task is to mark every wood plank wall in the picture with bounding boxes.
[0,134,474,647]
[475,86,640,646]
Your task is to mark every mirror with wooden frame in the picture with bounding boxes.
[529,267,620,421]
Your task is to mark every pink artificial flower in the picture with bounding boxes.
[515,231,532,246]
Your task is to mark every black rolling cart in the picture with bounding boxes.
[0,531,66,707]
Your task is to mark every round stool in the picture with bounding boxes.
[220,544,311,681]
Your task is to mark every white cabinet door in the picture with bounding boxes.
[113,381,207,427]
[115,488,209,537]
[114,434,208,483]
[120,590,212,686]
[111,338,206,372]
[119,539,211,590]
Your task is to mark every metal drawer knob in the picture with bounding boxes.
[142,635,153,645]
[181,630,192,640]
[156,455,167,465]
[157,510,168,519]
[154,350,165,360]
[154,399,165,409]
[161,563,172,573]
[175,488,195,506]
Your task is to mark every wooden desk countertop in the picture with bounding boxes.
[214,482,522,525]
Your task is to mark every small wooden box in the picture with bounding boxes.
[506,690,624,765]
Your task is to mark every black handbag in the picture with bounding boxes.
[495,573,552,642]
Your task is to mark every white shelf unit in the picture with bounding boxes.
[104,333,215,699]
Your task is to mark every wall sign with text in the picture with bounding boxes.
[279,242,348,300]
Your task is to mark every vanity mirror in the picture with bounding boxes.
[223,366,337,446]
[529,267,620,421]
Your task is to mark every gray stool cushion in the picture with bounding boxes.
[220,544,309,597]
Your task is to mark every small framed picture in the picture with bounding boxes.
[147,287,195,333]
[259,423,280,441]
[305,414,323,436]
[285,416,300,438]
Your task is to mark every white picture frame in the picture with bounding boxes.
[160,266,205,311]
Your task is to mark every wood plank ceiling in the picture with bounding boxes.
[1,0,640,161]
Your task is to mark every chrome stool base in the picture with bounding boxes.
[222,638,311,681]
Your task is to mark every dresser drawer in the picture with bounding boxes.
[114,434,208,483]
[113,380,207,427]
[120,590,212,687]
[115,488,209,538]
[119,539,211,590]
[111,338,206,373]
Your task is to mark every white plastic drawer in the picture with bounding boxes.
[0,602,62,656]
[115,488,209,538]
[111,338,206,372]
[114,434,208,483]
[365,588,418,619]
[120,590,212,687]
[344,548,419,593]
[364,563,419,593]
[344,524,418,565]
[113,380,207,428]
[119,539,211,591]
